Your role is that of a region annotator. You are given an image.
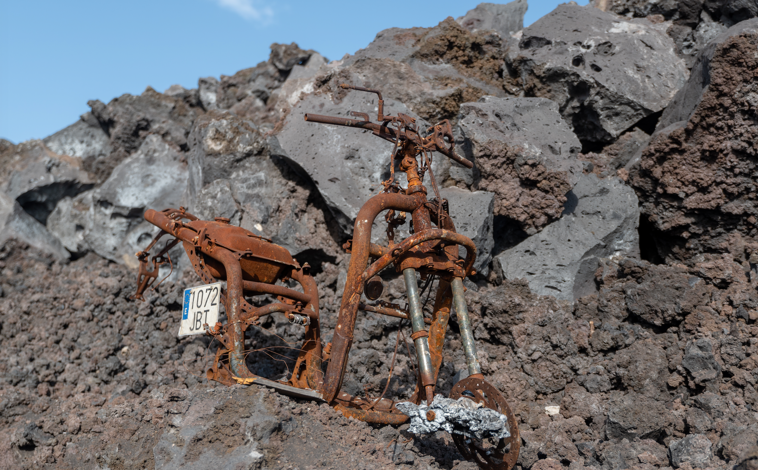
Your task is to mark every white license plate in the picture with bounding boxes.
[179,282,222,337]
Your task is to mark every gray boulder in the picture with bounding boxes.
[496,174,639,301]
[277,90,439,235]
[0,140,93,225]
[669,434,713,468]
[198,76,219,111]
[505,4,688,144]
[0,191,68,261]
[47,135,188,263]
[86,87,199,183]
[441,187,495,276]
[458,96,583,234]
[215,43,318,131]
[594,0,757,67]
[42,112,111,162]
[457,0,528,36]
[188,111,327,255]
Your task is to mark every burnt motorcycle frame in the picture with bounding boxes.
[133,84,520,469]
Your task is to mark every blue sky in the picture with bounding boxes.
[0,0,587,144]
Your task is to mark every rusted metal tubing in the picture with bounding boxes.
[333,404,409,425]
[451,278,481,377]
[249,302,297,318]
[369,243,390,258]
[404,268,436,405]
[363,229,477,281]
[242,280,311,305]
[290,267,323,390]
[217,249,253,379]
[358,302,432,325]
[321,191,426,403]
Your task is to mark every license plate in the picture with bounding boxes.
[179,282,222,337]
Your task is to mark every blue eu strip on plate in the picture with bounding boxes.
[182,288,191,320]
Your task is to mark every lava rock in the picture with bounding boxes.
[606,392,668,440]
[630,21,758,262]
[187,111,323,255]
[0,140,93,225]
[622,260,710,327]
[0,191,68,260]
[457,96,583,233]
[456,0,527,36]
[440,187,494,276]
[47,135,188,263]
[682,338,722,386]
[321,16,509,127]
[496,174,639,301]
[86,87,198,183]
[277,90,432,235]
[42,112,111,162]
[595,0,758,67]
[505,4,688,145]
[669,433,713,468]
[198,76,219,111]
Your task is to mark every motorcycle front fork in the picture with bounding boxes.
[403,268,481,405]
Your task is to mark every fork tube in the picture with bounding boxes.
[403,268,435,403]
[451,277,481,377]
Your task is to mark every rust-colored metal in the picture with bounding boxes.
[450,377,521,470]
[132,85,519,469]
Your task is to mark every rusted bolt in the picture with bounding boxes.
[426,410,436,421]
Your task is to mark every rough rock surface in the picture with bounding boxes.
[7,1,758,469]
[277,90,438,235]
[458,96,583,234]
[85,87,199,184]
[629,22,758,262]
[47,135,188,263]
[187,110,338,256]
[441,186,494,276]
[42,113,111,163]
[456,0,528,36]
[0,192,68,261]
[496,174,639,300]
[0,140,93,225]
[313,15,515,130]
[594,0,758,67]
[505,4,689,145]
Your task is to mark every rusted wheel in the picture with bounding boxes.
[449,377,520,470]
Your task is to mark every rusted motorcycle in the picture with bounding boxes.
[133,84,520,469]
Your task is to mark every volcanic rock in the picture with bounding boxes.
[496,174,639,301]
[457,96,583,233]
[0,191,68,260]
[440,186,494,276]
[669,433,713,468]
[594,0,758,67]
[606,392,668,440]
[186,111,333,255]
[0,140,93,225]
[42,112,111,162]
[86,87,199,183]
[505,4,688,145]
[316,16,511,127]
[277,90,436,235]
[47,135,188,263]
[456,0,528,36]
[629,20,758,262]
